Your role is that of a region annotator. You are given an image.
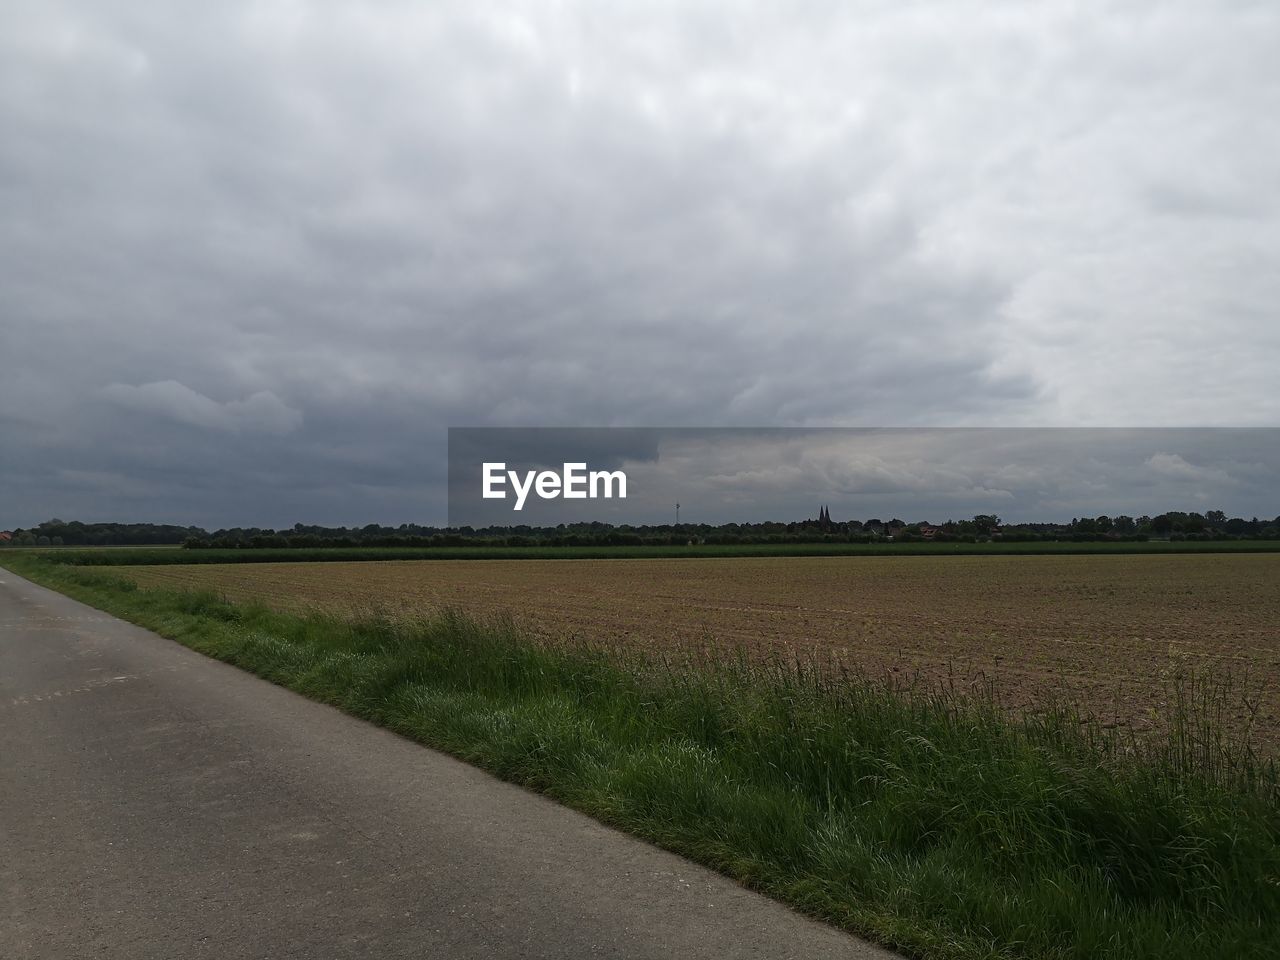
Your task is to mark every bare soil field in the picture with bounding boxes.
[117,554,1280,744]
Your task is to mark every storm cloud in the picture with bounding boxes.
[2,1,1277,527]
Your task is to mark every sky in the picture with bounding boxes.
[447,428,1280,527]
[2,1,1278,528]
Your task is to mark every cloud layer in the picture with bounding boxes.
[2,2,1277,526]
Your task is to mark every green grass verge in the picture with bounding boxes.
[6,555,1279,960]
[15,538,1280,566]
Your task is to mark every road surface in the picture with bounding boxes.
[0,568,896,959]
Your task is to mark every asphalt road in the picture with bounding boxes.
[0,568,896,960]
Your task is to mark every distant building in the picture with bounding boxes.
[804,507,836,532]
[0,531,12,542]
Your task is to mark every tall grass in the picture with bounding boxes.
[7,557,1279,960]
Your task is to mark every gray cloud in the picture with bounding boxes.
[2,1,1278,527]
[101,380,302,434]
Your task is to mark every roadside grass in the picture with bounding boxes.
[15,538,1280,567]
[7,556,1279,960]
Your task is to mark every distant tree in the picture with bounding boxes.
[973,514,1001,536]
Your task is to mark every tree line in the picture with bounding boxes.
[5,511,1277,548]
[0,519,205,547]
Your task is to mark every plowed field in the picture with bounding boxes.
[117,554,1280,744]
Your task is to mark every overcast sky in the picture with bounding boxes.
[448,428,1280,527]
[2,1,1278,528]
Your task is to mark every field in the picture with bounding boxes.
[24,539,1280,567]
[117,553,1280,746]
[9,550,1280,959]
